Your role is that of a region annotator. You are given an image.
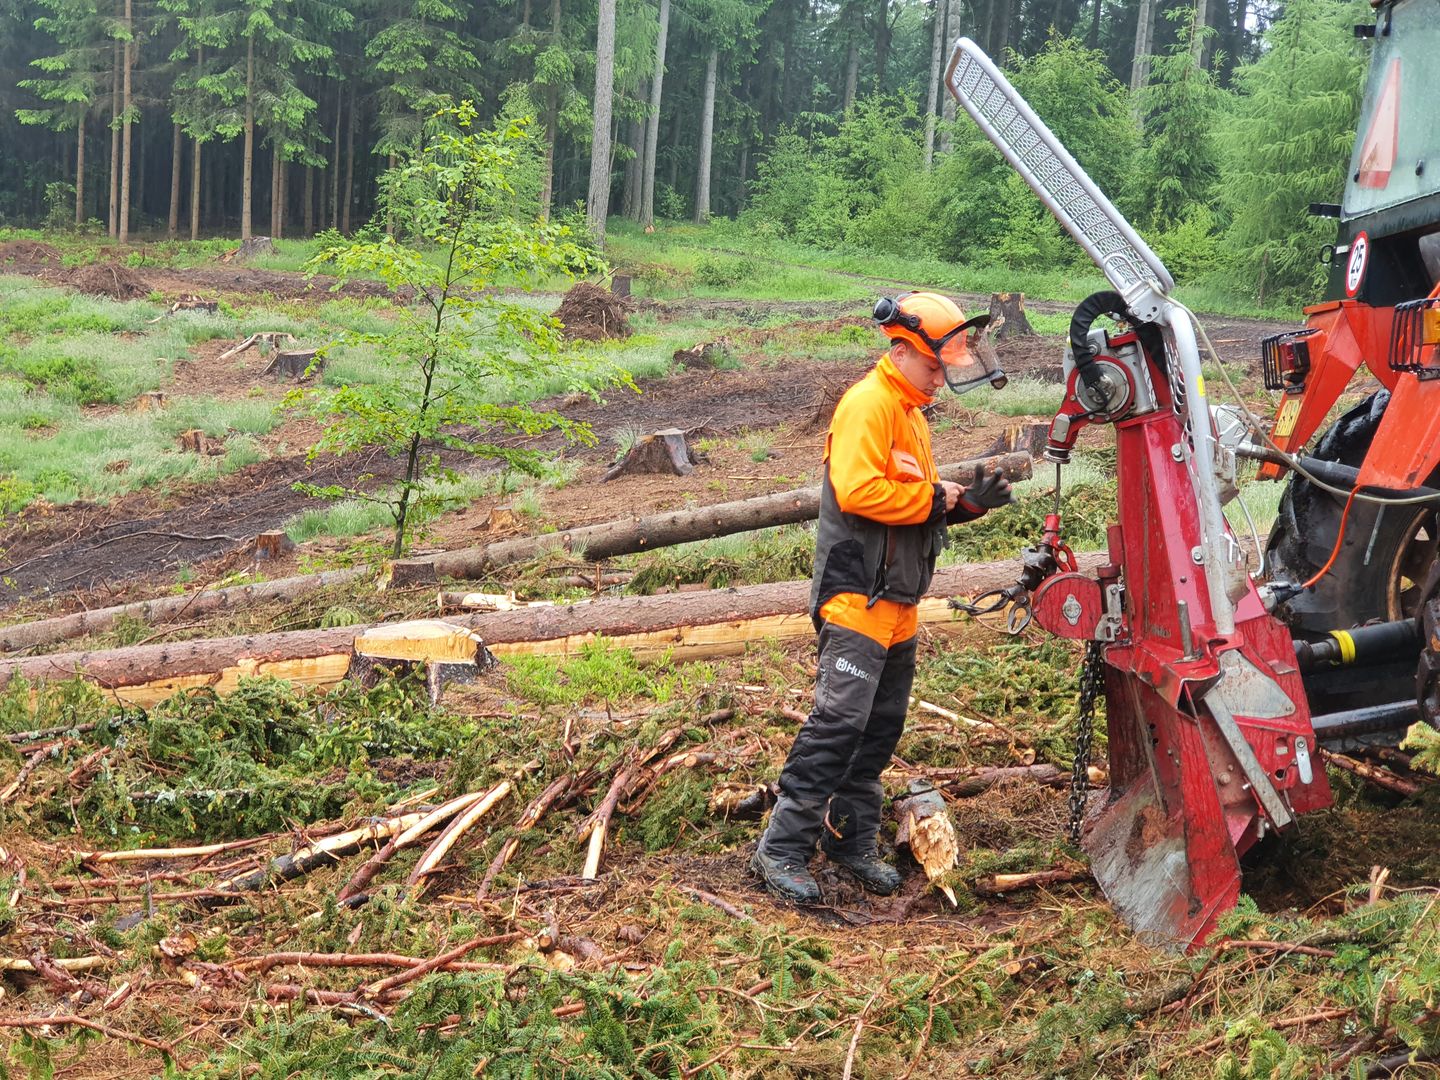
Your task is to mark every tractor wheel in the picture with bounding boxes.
[1264,390,1440,635]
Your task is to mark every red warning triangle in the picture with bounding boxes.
[1357,59,1400,190]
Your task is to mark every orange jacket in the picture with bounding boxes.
[810,353,974,621]
[824,353,940,523]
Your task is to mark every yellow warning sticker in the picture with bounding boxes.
[1195,375,1206,397]
[1274,397,1303,440]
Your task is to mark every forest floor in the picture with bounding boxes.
[0,231,1435,1079]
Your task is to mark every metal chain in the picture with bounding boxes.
[1067,639,1107,846]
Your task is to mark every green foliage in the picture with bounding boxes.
[503,640,712,708]
[1400,722,1440,776]
[3,674,472,843]
[1220,0,1368,303]
[627,524,815,593]
[1132,8,1226,233]
[297,106,612,559]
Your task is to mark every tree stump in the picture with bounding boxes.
[383,559,438,590]
[253,531,295,561]
[988,292,1036,339]
[221,236,277,262]
[349,619,495,704]
[487,506,517,531]
[982,422,1050,457]
[672,339,732,369]
[135,391,167,412]
[177,429,208,454]
[602,428,701,482]
[611,274,631,298]
[262,349,322,381]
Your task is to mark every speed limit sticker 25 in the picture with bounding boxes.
[1345,231,1369,298]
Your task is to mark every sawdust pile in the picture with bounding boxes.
[67,262,150,300]
[553,282,633,341]
[0,240,61,266]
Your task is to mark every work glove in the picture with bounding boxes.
[959,464,1015,515]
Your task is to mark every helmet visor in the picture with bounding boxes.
[937,315,1005,394]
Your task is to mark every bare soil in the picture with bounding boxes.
[0,261,1294,614]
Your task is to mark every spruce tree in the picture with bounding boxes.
[1220,0,1365,302]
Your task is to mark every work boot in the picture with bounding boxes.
[823,846,902,896]
[750,848,821,903]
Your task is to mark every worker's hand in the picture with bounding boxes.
[938,481,964,511]
[959,465,1015,513]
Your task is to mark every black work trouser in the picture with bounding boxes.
[757,621,917,865]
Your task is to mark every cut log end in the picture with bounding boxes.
[384,559,439,590]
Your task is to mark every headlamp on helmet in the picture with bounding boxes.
[873,292,1007,395]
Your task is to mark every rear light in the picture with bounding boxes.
[1260,329,1318,391]
[1389,297,1440,380]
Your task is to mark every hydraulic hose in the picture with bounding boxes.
[1068,290,1130,368]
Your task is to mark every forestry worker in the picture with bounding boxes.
[751,292,1015,903]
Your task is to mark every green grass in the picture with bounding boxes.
[966,375,1066,417]
[607,219,1299,320]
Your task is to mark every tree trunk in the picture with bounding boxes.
[270,144,281,238]
[693,47,718,224]
[1130,0,1155,95]
[329,89,342,230]
[167,122,182,237]
[875,0,891,91]
[0,557,1075,706]
[276,153,287,239]
[342,86,356,234]
[586,0,617,244]
[303,165,314,235]
[941,0,963,153]
[1088,0,1102,48]
[74,118,86,226]
[108,34,119,239]
[189,136,202,240]
[620,115,643,220]
[118,0,134,245]
[0,569,369,655]
[432,452,1030,579]
[993,0,1012,58]
[1193,0,1212,69]
[843,42,859,111]
[924,0,948,170]
[242,36,255,242]
[640,0,669,228]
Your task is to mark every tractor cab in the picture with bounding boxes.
[1329,0,1440,304]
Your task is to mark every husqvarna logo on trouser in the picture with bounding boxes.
[834,656,875,683]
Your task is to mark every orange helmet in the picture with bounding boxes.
[874,292,974,364]
[874,292,1002,394]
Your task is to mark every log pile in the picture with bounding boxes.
[0,556,1102,708]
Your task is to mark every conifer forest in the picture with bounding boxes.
[0,0,1437,1076]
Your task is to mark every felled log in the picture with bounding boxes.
[602,428,701,481]
[432,452,1032,579]
[894,780,960,905]
[988,292,1036,339]
[0,557,1100,707]
[0,567,368,654]
[262,349,322,380]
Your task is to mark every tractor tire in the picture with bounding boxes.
[1264,390,1440,636]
